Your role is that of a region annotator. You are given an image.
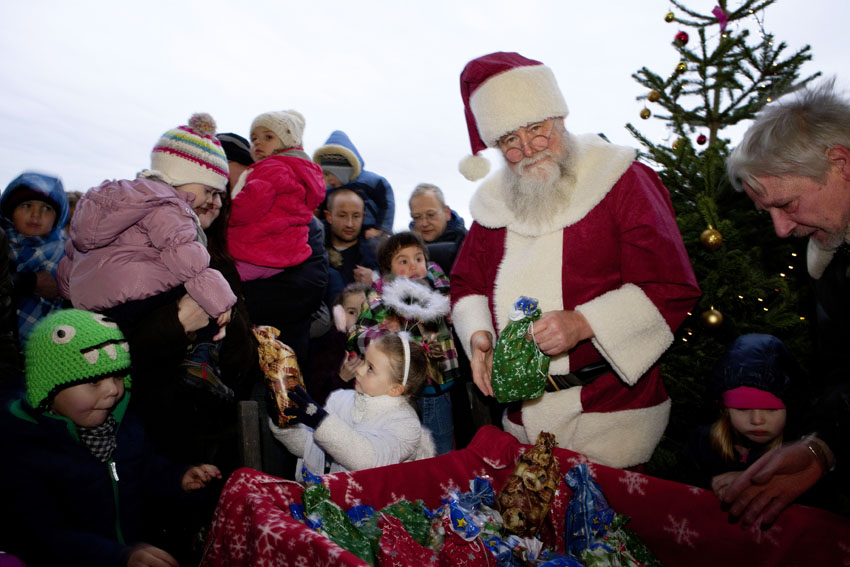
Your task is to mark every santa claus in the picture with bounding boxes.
[451,51,700,468]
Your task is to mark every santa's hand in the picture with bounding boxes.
[285,386,328,429]
[528,310,593,356]
[469,330,494,397]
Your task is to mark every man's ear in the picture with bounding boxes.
[827,145,850,180]
[324,209,332,222]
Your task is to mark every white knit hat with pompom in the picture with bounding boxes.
[250,109,306,150]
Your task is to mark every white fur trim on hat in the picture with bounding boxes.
[459,154,491,182]
[470,65,568,147]
[312,144,363,180]
[251,109,306,150]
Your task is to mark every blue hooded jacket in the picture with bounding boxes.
[0,172,70,340]
[313,130,395,234]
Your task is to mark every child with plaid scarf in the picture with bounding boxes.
[0,172,69,345]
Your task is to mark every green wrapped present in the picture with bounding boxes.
[492,296,550,403]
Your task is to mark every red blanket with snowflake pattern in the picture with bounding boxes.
[200,425,850,566]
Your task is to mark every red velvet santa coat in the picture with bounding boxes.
[228,152,326,268]
[450,134,699,468]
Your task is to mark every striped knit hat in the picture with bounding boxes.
[25,309,132,411]
[140,113,229,191]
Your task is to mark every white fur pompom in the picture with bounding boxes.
[459,154,490,181]
[188,113,217,137]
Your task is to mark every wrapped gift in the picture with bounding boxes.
[253,325,306,426]
[497,431,560,538]
[492,296,550,403]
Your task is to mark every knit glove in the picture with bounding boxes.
[284,386,328,430]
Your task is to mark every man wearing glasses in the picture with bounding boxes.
[450,52,700,469]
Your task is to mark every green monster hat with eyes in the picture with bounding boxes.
[25,309,132,411]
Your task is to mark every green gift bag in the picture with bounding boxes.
[492,296,550,403]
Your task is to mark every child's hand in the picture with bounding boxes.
[213,308,232,340]
[127,544,179,567]
[711,470,742,500]
[181,463,222,491]
[353,264,374,285]
[339,352,363,382]
[284,386,328,429]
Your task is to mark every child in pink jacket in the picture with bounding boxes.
[58,113,237,399]
[227,109,326,282]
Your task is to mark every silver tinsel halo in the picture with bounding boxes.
[381,278,450,323]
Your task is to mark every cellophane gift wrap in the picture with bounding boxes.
[252,325,306,426]
[492,296,550,403]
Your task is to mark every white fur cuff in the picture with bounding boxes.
[452,294,496,358]
[575,283,672,385]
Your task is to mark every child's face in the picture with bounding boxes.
[51,376,125,427]
[13,200,56,237]
[355,343,403,398]
[728,408,786,444]
[342,291,367,330]
[390,245,427,280]
[250,126,284,161]
[178,183,218,214]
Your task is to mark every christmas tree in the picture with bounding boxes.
[626,0,821,477]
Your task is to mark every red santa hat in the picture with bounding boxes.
[459,52,569,181]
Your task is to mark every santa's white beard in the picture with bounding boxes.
[504,135,577,224]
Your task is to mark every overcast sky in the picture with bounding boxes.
[1,0,847,230]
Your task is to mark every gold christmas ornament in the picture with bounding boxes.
[648,90,661,103]
[701,308,724,329]
[676,61,688,74]
[700,227,723,250]
[640,108,651,119]
[665,11,675,22]
[672,138,682,150]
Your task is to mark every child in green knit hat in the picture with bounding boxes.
[0,309,221,567]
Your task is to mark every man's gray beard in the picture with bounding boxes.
[503,134,577,224]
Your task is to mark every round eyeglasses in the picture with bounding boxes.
[498,121,553,163]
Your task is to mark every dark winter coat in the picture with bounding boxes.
[0,394,188,567]
[325,234,378,305]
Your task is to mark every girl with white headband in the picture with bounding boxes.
[270,331,435,476]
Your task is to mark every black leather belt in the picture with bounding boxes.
[545,360,612,392]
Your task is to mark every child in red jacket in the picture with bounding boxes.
[227,110,326,282]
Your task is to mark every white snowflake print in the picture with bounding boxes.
[483,457,508,470]
[389,491,408,504]
[565,454,597,477]
[618,470,648,496]
[748,521,781,546]
[341,473,365,507]
[439,477,461,498]
[663,514,700,548]
[294,556,311,567]
[687,485,703,495]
